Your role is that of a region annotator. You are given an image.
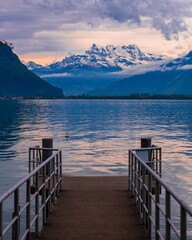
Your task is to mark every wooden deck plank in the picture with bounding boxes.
[38,176,148,240]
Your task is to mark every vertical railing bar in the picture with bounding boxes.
[159,149,162,177]
[0,202,3,240]
[155,149,157,173]
[134,156,137,201]
[181,206,187,240]
[151,149,154,172]
[155,180,160,240]
[12,212,15,240]
[14,189,20,240]
[59,151,62,191]
[42,165,46,224]
[165,190,171,240]
[142,166,146,225]
[29,149,31,173]
[130,153,133,193]
[26,179,31,240]
[52,156,56,206]
[32,150,35,184]
[56,154,59,198]
[48,161,51,215]
[36,149,39,168]
[128,150,131,191]
[35,171,39,238]
[138,161,141,214]
[131,154,134,194]
[33,150,35,172]
[148,172,152,238]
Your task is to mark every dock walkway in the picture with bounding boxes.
[38,176,148,240]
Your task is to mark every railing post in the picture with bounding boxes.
[28,149,31,173]
[142,166,147,226]
[138,161,141,213]
[148,172,152,238]
[42,165,47,224]
[131,154,134,194]
[159,148,162,177]
[128,150,131,191]
[134,156,137,201]
[0,202,2,240]
[35,171,39,237]
[59,150,62,192]
[14,189,20,240]
[56,154,59,198]
[48,160,52,215]
[155,180,160,240]
[26,179,31,240]
[165,190,171,240]
[181,206,187,240]
[52,156,56,206]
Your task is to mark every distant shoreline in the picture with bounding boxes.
[2,94,192,100]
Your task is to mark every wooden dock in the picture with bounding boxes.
[38,176,148,240]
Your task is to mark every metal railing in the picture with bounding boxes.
[0,147,62,240]
[128,147,192,240]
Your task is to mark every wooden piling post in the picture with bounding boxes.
[42,138,53,161]
[140,138,152,234]
[42,138,53,219]
[141,138,151,148]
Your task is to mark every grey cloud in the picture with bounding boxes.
[23,0,75,13]
[153,17,187,40]
[23,0,189,40]
[1,0,191,57]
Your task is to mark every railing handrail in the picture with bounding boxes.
[0,149,61,203]
[29,147,59,151]
[129,149,192,217]
[130,146,161,151]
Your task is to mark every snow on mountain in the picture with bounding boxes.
[85,44,166,68]
[27,44,167,74]
[26,61,43,70]
[161,51,192,71]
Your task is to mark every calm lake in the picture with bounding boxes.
[0,99,192,208]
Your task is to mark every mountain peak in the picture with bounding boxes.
[26,61,43,70]
[126,44,139,49]
[162,50,192,70]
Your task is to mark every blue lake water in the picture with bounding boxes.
[0,99,192,209]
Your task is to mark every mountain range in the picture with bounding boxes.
[0,41,63,98]
[90,51,192,96]
[28,44,167,74]
[27,44,167,95]
[3,40,192,98]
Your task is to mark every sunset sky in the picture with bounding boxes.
[1,0,192,65]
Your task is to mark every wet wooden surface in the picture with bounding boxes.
[38,176,148,240]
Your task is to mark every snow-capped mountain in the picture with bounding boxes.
[84,44,166,68]
[161,51,192,71]
[28,44,167,74]
[25,44,168,96]
[26,61,43,70]
[91,50,192,96]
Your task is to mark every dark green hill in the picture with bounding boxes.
[90,69,192,96]
[0,42,64,97]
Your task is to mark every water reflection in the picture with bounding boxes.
[0,99,192,206]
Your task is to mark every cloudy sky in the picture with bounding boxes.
[1,0,192,64]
